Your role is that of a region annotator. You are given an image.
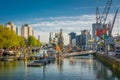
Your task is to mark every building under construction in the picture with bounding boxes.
[49,29,64,52]
[56,29,64,52]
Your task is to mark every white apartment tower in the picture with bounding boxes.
[6,22,16,33]
[16,26,21,36]
[21,24,34,39]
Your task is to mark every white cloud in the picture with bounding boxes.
[31,15,96,45]
[34,31,49,43]
[31,15,96,31]
[31,13,120,45]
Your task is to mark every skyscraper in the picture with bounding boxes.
[49,32,53,44]
[38,35,40,41]
[68,32,76,44]
[21,24,34,39]
[6,22,16,33]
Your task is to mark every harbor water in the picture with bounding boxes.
[0,55,119,80]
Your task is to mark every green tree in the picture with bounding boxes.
[27,36,41,47]
[0,25,22,48]
[35,40,41,46]
[18,36,25,47]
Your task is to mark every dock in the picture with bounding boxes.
[27,63,43,67]
[27,57,55,67]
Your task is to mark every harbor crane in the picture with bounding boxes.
[108,9,118,37]
[95,0,112,43]
[104,9,118,54]
[96,0,112,24]
[95,0,119,53]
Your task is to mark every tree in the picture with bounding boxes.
[18,36,25,47]
[0,25,23,48]
[27,36,41,47]
[35,40,41,46]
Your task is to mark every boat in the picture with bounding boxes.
[27,63,43,67]
[1,58,13,61]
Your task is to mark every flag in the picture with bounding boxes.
[96,29,99,36]
[104,34,108,39]
[96,28,107,36]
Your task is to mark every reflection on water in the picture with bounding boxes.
[93,60,118,80]
[0,55,119,80]
[24,61,28,80]
[56,58,63,71]
[0,61,19,72]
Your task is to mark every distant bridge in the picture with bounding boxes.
[63,50,94,58]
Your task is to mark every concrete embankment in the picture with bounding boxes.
[94,53,120,77]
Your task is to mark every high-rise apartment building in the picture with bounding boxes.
[16,26,21,36]
[21,24,34,39]
[6,22,16,33]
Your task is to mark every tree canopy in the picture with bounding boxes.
[0,25,25,48]
[27,36,41,47]
[18,36,25,47]
[0,25,41,49]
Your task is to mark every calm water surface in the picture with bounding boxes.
[0,56,119,80]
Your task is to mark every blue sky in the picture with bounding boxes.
[0,0,120,44]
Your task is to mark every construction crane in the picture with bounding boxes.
[95,0,112,42]
[96,0,112,24]
[104,9,118,52]
[56,29,64,52]
[96,7,101,24]
[97,8,118,44]
[101,0,112,24]
[108,9,118,37]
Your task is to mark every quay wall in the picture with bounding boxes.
[94,53,120,77]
